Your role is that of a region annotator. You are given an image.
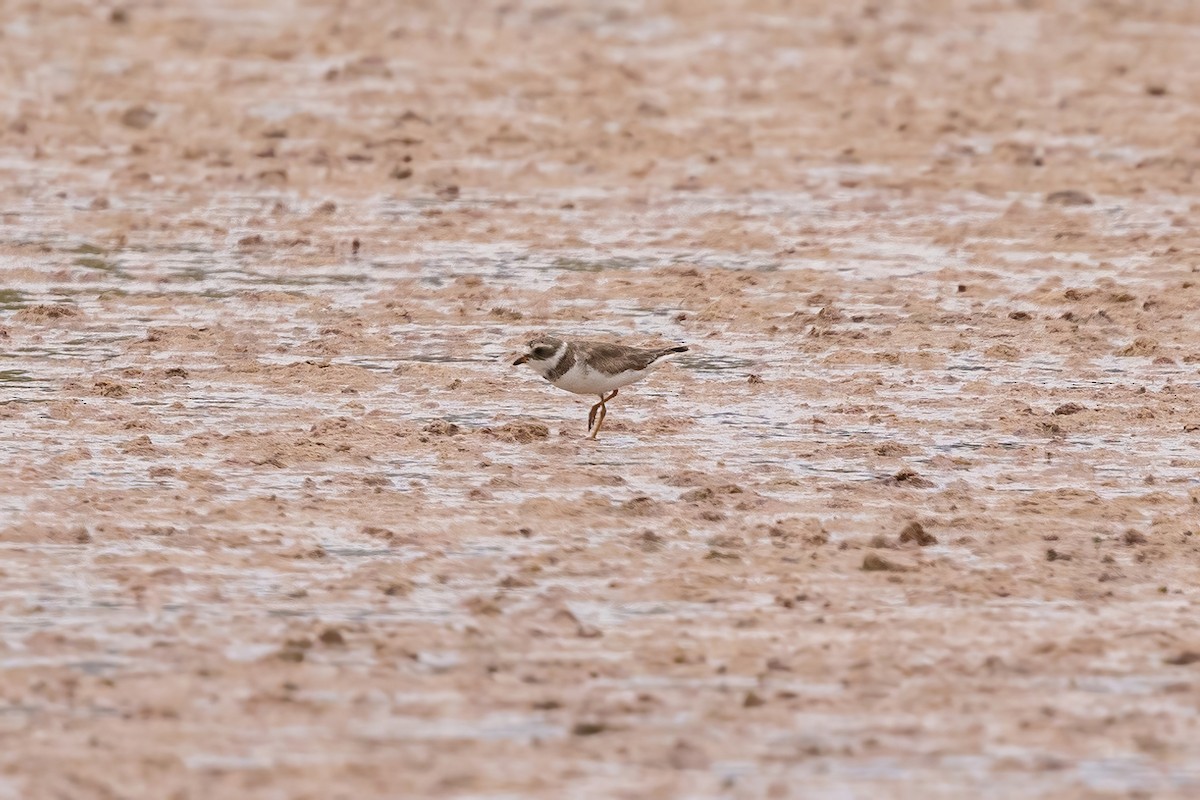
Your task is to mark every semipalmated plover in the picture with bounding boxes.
[513,335,689,439]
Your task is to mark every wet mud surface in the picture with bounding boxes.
[3,1,1200,797]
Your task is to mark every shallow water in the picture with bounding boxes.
[4,0,1200,796]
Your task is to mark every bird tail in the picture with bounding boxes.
[652,345,689,364]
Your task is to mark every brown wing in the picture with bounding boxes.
[575,341,680,373]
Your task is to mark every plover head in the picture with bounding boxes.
[512,335,564,368]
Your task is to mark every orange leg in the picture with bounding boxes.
[587,389,618,439]
[588,403,608,440]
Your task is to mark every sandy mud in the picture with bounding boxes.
[3,0,1200,797]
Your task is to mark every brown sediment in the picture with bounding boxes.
[2,0,1200,797]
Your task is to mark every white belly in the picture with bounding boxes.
[550,361,651,395]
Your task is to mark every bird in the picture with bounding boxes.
[512,335,689,439]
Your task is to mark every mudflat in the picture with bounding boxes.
[2,1,1200,797]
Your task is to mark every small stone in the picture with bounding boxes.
[1008,310,1032,321]
[362,526,394,541]
[898,521,937,546]
[318,627,345,646]
[571,721,606,736]
[862,553,906,572]
[1122,530,1147,546]
[985,344,1021,361]
[422,420,461,436]
[120,105,156,130]
[707,533,744,550]
[1045,190,1094,206]
[637,530,665,551]
[488,306,523,321]
[497,573,531,589]
[483,421,549,443]
[1117,337,1159,357]
[1165,651,1200,666]
[15,304,80,323]
[93,380,127,398]
[277,638,311,662]
[277,648,305,663]
[298,545,326,559]
[621,496,657,515]
[576,624,603,639]
[1053,403,1085,416]
[742,691,766,708]
[464,596,502,616]
[382,580,413,597]
[888,468,934,488]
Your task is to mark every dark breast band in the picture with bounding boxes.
[545,342,576,381]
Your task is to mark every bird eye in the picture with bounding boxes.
[533,346,553,358]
